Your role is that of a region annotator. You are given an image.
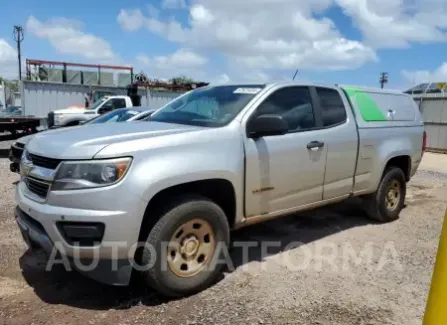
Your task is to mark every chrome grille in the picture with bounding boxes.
[47,112,54,128]
[26,178,50,198]
[28,153,61,170]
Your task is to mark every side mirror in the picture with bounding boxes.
[247,114,288,138]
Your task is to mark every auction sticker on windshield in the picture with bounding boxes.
[233,88,262,94]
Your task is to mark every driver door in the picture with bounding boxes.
[243,86,328,218]
[98,100,114,114]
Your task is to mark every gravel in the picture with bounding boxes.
[0,156,446,325]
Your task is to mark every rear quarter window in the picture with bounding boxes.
[343,88,416,122]
[315,87,347,127]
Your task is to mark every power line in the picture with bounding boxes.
[13,25,25,80]
[380,72,388,89]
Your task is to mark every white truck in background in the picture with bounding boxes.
[47,95,135,127]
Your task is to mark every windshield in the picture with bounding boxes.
[86,109,140,124]
[150,85,265,127]
[86,98,106,110]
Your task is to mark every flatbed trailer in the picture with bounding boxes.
[0,116,43,135]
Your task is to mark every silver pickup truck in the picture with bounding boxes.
[15,82,425,297]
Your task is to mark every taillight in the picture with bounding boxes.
[422,130,427,155]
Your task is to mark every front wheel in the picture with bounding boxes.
[363,167,406,222]
[140,196,230,297]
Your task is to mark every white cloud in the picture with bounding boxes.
[210,73,230,85]
[117,9,146,32]
[147,4,161,18]
[402,63,447,85]
[190,4,215,26]
[336,0,447,48]
[0,39,16,64]
[117,0,447,83]
[117,0,377,74]
[162,0,187,9]
[136,48,208,79]
[0,39,19,78]
[26,16,116,60]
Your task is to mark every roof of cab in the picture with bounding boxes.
[210,81,403,93]
[206,81,408,97]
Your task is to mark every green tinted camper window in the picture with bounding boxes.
[343,88,386,122]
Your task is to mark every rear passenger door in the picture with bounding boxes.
[244,86,328,218]
[313,87,358,200]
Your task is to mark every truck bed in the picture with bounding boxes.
[0,116,43,134]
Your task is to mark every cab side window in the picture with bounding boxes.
[254,87,316,133]
[100,100,114,113]
[315,87,347,127]
[112,98,127,110]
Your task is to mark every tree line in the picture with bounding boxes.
[0,77,19,92]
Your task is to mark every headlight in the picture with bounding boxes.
[54,114,64,125]
[53,158,132,190]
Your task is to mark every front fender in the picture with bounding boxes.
[99,130,246,224]
[60,114,89,126]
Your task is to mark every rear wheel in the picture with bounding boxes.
[364,167,406,222]
[140,196,230,297]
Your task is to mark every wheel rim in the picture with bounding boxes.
[167,219,216,278]
[385,179,401,211]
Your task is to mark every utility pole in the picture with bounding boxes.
[13,25,25,80]
[380,72,388,89]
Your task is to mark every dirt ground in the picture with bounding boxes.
[0,153,446,325]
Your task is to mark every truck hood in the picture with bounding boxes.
[26,122,204,159]
[16,134,34,146]
[53,107,87,114]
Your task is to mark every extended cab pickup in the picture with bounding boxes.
[15,82,425,297]
[47,95,134,127]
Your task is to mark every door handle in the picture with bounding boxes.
[307,141,325,150]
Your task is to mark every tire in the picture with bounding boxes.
[364,167,406,222]
[140,195,230,297]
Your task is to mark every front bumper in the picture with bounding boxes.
[8,146,23,173]
[16,206,53,254]
[15,179,149,285]
[9,144,23,162]
[15,206,132,285]
[9,143,24,173]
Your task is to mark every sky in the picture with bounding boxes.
[0,0,446,90]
